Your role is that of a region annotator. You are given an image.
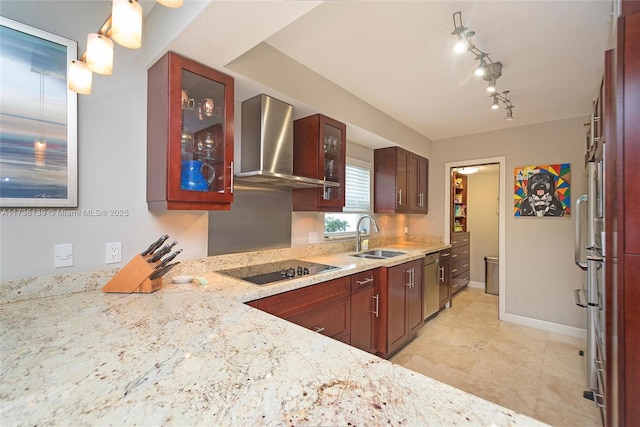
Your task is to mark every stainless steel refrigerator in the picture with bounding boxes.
[574,102,605,405]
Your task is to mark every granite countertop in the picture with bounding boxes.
[0,243,544,426]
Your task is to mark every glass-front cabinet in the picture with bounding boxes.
[292,114,346,212]
[147,52,234,210]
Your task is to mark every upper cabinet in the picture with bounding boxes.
[147,52,235,210]
[292,114,346,212]
[374,147,429,214]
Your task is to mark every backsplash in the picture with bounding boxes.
[0,235,443,304]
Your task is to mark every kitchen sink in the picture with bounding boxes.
[351,249,406,259]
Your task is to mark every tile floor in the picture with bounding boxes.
[390,286,602,426]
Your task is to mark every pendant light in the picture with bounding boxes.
[68,60,92,95]
[68,0,182,95]
[157,0,183,7]
[111,0,142,49]
[86,33,114,75]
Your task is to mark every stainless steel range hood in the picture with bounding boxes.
[235,94,339,189]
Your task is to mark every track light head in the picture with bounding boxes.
[505,107,515,121]
[490,96,500,110]
[453,35,468,53]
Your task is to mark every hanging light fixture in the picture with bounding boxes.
[67,0,182,95]
[111,0,142,49]
[68,60,92,94]
[86,33,114,75]
[450,11,516,120]
[157,0,183,8]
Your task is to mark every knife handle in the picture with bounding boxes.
[142,235,169,256]
[156,249,183,269]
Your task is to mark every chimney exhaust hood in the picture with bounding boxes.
[234,94,339,189]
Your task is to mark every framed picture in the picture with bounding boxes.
[514,163,571,217]
[0,17,78,207]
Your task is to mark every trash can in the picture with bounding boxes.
[485,256,499,295]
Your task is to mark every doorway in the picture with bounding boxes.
[444,156,506,320]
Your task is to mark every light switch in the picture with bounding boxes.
[54,243,73,268]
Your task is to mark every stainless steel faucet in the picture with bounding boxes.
[355,215,380,252]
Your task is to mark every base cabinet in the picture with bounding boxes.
[450,232,470,295]
[246,261,426,359]
[254,277,351,341]
[377,259,423,358]
[350,270,380,354]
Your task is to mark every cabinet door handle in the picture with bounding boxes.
[439,266,444,281]
[372,294,380,318]
[398,189,402,206]
[313,326,326,333]
[595,358,605,373]
[322,180,328,200]
[229,161,234,194]
[356,277,374,286]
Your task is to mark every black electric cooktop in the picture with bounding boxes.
[218,259,339,285]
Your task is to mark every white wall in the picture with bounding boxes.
[428,117,588,329]
[0,2,210,281]
[467,167,500,284]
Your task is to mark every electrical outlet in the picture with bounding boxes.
[308,232,318,244]
[54,244,73,268]
[106,242,122,264]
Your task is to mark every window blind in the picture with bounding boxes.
[344,164,370,213]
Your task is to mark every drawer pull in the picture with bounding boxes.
[313,326,326,333]
[462,263,469,269]
[356,277,374,286]
[440,253,450,257]
[439,266,444,281]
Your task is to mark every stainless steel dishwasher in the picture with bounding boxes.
[423,253,440,319]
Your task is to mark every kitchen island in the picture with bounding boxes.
[0,244,544,426]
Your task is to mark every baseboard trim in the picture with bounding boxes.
[468,280,484,289]
[502,313,587,339]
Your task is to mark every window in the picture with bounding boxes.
[324,159,372,238]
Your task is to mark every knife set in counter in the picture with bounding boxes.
[102,235,182,293]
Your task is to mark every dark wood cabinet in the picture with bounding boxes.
[450,232,470,294]
[255,276,351,341]
[606,4,640,426]
[439,249,452,309]
[350,269,380,354]
[377,259,423,358]
[147,52,235,210]
[292,114,346,212]
[374,147,429,214]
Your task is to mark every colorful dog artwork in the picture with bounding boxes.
[514,164,570,217]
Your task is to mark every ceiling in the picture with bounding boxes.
[263,1,614,141]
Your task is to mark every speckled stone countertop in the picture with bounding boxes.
[0,243,545,426]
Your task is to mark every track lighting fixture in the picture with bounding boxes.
[67,0,182,95]
[451,11,516,120]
